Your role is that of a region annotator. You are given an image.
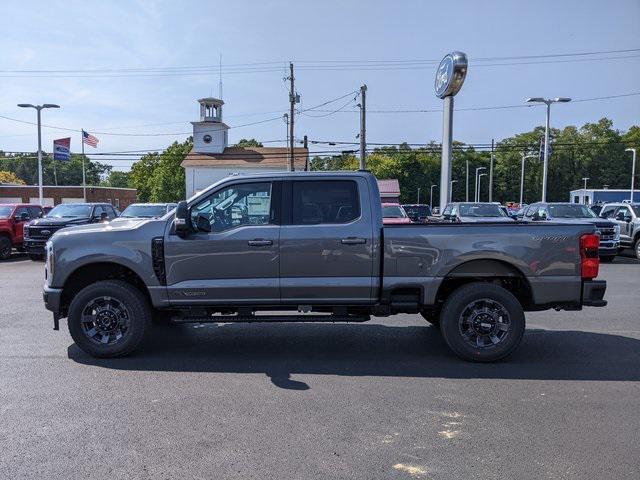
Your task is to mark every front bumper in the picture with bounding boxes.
[24,239,47,254]
[43,285,63,314]
[582,280,607,307]
[598,240,619,256]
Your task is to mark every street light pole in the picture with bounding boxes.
[525,97,571,202]
[582,177,589,190]
[417,187,421,205]
[17,103,60,205]
[430,184,437,209]
[626,148,637,203]
[474,167,486,202]
[478,173,487,201]
[449,180,458,203]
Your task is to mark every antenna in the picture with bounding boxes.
[219,53,223,99]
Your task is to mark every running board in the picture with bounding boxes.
[170,314,370,324]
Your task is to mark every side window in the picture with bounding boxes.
[451,205,458,216]
[107,206,117,219]
[442,205,452,216]
[537,207,547,218]
[524,205,536,218]
[191,182,273,232]
[616,206,631,219]
[601,206,616,218]
[292,180,359,225]
[28,206,42,218]
[14,207,29,219]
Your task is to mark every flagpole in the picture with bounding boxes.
[81,129,86,202]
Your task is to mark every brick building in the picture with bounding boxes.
[0,184,137,210]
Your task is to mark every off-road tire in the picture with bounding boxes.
[440,282,525,362]
[0,236,12,260]
[68,280,151,358]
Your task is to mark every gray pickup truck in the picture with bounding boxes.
[43,171,607,362]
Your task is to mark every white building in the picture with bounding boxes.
[182,97,308,197]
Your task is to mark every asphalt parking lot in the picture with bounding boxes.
[1,254,639,480]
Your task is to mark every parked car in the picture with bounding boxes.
[43,171,606,362]
[112,203,177,222]
[522,202,620,262]
[24,203,118,260]
[0,204,44,260]
[441,202,513,223]
[599,202,640,259]
[382,203,412,224]
[402,204,432,223]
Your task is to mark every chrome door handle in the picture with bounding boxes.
[341,237,366,245]
[248,239,273,246]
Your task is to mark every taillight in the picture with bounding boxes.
[580,233,600,280]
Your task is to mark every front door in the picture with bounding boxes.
[164,180,281,305]
[279,178,374,305]
[615,205,634,244]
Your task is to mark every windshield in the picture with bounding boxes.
[0,206,13,218]
[549,204,597,218]
[121,205,168,218]
[458,203,505,217]
[403,205,431,217]
[382,205,407,218]
[47,204,92,218]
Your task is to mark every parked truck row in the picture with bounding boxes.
[41,172,607,362]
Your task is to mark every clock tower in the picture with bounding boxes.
[191,97,228,154]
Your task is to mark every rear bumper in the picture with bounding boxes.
[582,280,607,307]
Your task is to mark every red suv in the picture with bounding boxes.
[0,204,44,260]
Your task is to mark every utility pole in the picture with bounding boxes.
[417,187,421,204]
[450,179,458,202]
[359,84,367,170]
[303,135,309,171]
[489,139,494,202]
[288,62,295,172]
[582,177,589,190]
[465,158,469,202]
[430,184,437,209]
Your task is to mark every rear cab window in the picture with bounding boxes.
[291,180,360,225]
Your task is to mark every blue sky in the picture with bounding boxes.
[1,0,639,171]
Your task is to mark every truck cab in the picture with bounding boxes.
[599,202,640,259]
[0,204,44,260]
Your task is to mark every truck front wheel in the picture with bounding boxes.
[67,280,151,358]
[0,236,12,260]
[440,282,525,362]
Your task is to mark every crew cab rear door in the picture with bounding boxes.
[279,177,374,304]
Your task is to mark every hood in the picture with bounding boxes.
[29,216,90,227]
[52,218,150,238]
[459,216,514,223]
[546,218,614,228]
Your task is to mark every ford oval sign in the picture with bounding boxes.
[434,52,468,98]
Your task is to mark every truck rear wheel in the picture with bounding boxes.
[67,280,151,358]
[635,238,640,261]
[440,282,525,362]
[0,236,12,260]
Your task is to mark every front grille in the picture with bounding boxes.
[26,226,62,240]
[597,227,615,241]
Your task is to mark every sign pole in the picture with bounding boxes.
[440,95,454,210]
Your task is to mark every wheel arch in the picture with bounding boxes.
[435,258,533,308]
[60,261,152,315]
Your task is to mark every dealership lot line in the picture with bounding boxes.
[1,255,639,480]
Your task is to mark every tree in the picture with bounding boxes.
[234,138,263,148]
[0,170,25,184]
[0,153,110,186]
[101,171,131,188]
[129,138,192,202]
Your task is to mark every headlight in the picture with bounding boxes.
[23,225,29,238]
[613,224,620,239]
[45,241,54,286]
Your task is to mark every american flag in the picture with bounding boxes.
[82,130,99,148]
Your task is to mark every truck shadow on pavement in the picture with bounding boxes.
[68,322,640,390]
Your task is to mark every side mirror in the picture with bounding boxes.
[100,212,109,221]
[174,201,190,235]
[195,214,211,233]
[18,212,30,222]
